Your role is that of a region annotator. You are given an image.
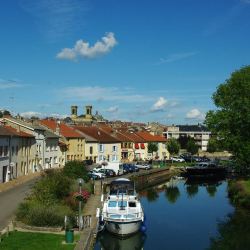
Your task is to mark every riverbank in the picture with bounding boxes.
[228,179,250,209]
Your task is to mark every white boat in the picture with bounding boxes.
[101,178,145,237]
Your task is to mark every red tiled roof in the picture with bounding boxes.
[3,126,34,138]
[40,120,84,138]
[136,132,167,142]
[74,126,120,143]
[122,132,146,143]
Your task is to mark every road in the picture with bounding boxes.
[0,177,39,231]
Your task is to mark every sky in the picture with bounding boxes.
[0,0,250,124]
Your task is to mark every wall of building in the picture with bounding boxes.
[85,142,98,163]
[97,143,121,163]
[66,138,85,162]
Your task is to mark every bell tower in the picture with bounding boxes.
[71,105,78,119]
[85,105,92,119]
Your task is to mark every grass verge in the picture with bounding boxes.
[0,231,78,250]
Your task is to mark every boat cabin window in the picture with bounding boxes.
[129,202,136,207]
[118,201,127,207]
[110,181,135,195]
[108,201,117,208]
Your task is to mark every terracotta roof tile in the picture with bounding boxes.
[40,120,84,138]
[0,126,34,138]
[136,132,167,142]
[74,126,120,143]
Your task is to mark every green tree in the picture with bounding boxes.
[148,142,158,154]
[63,161,89,181]
[186,137,199,156]
[148,142,158,153]
[167,138,180,161]
[207,137,219,153]
[205,66,250,169]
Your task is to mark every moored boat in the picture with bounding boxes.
[101,178,145,237]
[185,162,226,176]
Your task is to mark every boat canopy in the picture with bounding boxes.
[110,179,135,195]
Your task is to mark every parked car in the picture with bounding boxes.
[170,156,185,162]
[97,168,116,177]
[135,162,152,170]
[87,170,105,179]
[123,164,139,173]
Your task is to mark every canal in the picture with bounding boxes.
[94,177,250,250]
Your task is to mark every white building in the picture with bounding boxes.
[163,124,211,151]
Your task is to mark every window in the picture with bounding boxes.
[112,145,117,152]
[135,143,139,149]
[54,157,58,164]
[0,146,3,156]
[99,144,104,152]
[12,146,14,156]
[112,155,117,162]
[4,146,8,156]
[90,146,93,155]
[46,146,50,152]
[99,155,103,161]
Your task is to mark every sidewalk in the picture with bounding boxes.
[74,181,102,250]
[0,172,41,193]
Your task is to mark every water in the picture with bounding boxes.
[94,178,250,250]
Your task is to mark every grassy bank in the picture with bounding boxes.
[0,231,78,250]
[228,179,250,209]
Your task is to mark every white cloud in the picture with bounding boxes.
[106,106,119,113]
[151,97,168,112]
[20,111,42,118]
[186,108,205,120]
[57,32,117,60]
[156,52,198,65]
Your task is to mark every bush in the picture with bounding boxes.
[63,161,89,181]
[31,170,73,205]
[16,201,75,227]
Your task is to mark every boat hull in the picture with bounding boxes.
[185,167,226,176]
[105,220,142,236]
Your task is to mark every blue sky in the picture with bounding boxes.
[0,0,250,124]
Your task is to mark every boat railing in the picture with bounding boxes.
[103,211,143,220]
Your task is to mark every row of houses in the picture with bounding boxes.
[0,116,169,183]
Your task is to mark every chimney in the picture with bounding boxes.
[56,120,61,135]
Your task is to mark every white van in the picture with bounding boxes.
[93,162,123,175]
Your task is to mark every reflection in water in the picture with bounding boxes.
[186,184,199,198]
[206,185,217,197]
[96,230,146,250]
[95,177,249,250]
[209,209,250,250]
[165,186,180,204]
[146,188,159,202]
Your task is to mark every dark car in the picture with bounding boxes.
[98,168,116,177]
[123,164,139,173]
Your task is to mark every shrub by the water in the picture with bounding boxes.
[31,170,73,205]
[16,201,75,227]
[63,161,89,182]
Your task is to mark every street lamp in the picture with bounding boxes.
[77,178,84,232]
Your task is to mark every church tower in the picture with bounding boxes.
[85,105,93,119]
[71,105,78,119]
